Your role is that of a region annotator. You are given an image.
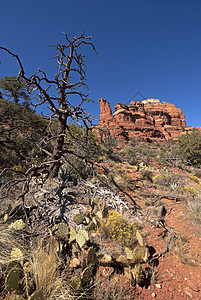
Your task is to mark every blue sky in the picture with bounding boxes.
[0,0,201,126]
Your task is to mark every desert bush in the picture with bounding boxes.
[153,170,185,191]
[141,169,153,181]
[193,169,201,179]
[187,196,201,223]
[182,185,199,197]
[156,140,182,167]
[177,130,201,166]
[100,210,137,247]
[59,157,90,182]
[123,141,158,167]
[123,145,138,165]
[0,99,49,171]
[188,174,200,184]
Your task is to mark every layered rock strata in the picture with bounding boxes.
[96,98,186,142]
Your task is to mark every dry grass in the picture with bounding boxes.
[187,197,201,224]
[30,240,73,300]
[0,222,26,266]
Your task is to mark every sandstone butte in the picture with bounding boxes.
[95,97,201,143]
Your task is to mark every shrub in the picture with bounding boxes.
[100,210,137,247]
[123,141,158,167]
[141,169,153,182]
[123,145,138,165]
[183,185,198,196]
[188,175,200,184]
[153,170,185,191]
[156,140,182,167]
[187,197,201,223]
[177,130,201,166]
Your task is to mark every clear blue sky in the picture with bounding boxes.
[0,0,201,126]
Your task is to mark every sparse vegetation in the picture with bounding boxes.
[100,210,137,247]
[1,33,201,300]
[177,130,201,166]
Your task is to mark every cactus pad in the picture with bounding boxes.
[5,261,22,276]
[68,275,81,291]
[125,247,134,260]
[86,247,97,266]
[117,255,128,265]
[96,211,103,219]
[133,246,145,262]
[81,266,93,285]
[55,222,69,238]
[136,231,144,246]
[11,248,23,265]
[79,230,89,240]
[69,227,77,242]
[76,233,86,248]
[10,219,26,231]
[5,268,21,292]
[73,213,83,225]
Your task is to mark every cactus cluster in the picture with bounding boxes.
[2,198,149,299]
[72,198,103,232]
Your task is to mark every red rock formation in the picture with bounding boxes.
[95,98,188,142]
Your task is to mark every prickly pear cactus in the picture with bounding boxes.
[5,261,22,276]
[124,267,135,284]
[10,219,26,231]
[93,198,100,206]
[117,255,128,265]
[76,232,86,249]
[11,248,23,265]
[28,290,44,300]
[131,265,145,285]
[76,230,89,249]
[69,227,77,242]
[125,247,133,260]
[68,275,81,291]
[55,222,69,238]
[86,247,97,266]
[96,211,103,219]
[73,213,83,225]
[133,246,145,262]
[81,266,93,285]
[136,231,144,246]
[85,221,95,231]
[79,230,89,240]
[5,268,21,292]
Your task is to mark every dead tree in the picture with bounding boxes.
[0,32,98,178]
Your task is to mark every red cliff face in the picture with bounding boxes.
[95,98,187,142]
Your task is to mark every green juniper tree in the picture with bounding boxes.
[0,76,31,105]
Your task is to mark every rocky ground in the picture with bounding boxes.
[1,154,201,299]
